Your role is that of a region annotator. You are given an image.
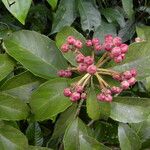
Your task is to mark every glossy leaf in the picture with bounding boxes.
[78,0,101,31]
[118,123,141,150]
[110,97,150,123]
[26,122,43,146]
[4,30,67,79]
[30,78,72,121]
[94,21,116,42]
[1,0,32,24]
[0,54,15,82]
[47,0,57,10]
[0,93,29,120]
[56,26,91,66]
[51,0,77,34]
[63,118,110,150]
[0,124,28,150]
[1,71,44,102]
[121,0,134,19]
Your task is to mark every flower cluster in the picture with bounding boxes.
[58,35,137,102]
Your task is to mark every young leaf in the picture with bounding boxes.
[78,0,101,31]
[0,54,15,82]
[56,26,91,66]
[110,97,150,123]
[1,71,45,102]
[26,122,43,146]
[47,0,57,10]
[121,0,134,19]
[118,123,141,150]
[30,78,72,121]
[1,0,32,24]
[4,30,68,79]
[0,93,29,120]
[51,0,77,34]
[0,124,28,150]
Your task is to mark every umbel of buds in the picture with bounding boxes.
[58,35,137,102]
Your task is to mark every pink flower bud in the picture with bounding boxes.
[105,34,113,42]
[67,36,76,45]
[113,37,122,46]
[75,85,84,93]
[105,94,113,102]
[92,38,100,45]
[86,40,93,47]
[70,92,81,102]
[120,44,128,53]
[74,40,83,49]
[111,86,122,94]
[112,74,122,81]
[61,43,69,53]
[111,47,121,57]
[103,43,113,51]
[123,71,132,79]
[87,65,97,74]
[121,80,130,90]
[75,54,85,63]
[64,88,72,97]
[121,53,125,60]
[57,70,66,77]
[97,93,105,101]
[130,68,137,77]
[114,55,123,63]
[64,70,72,78]
[81,93,87,100]
[78,63,88,72]
[84,56,94,65]
[128,77,136,86]
[94,44,102,51]
[102,89,111,95]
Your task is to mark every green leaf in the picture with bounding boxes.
[78,0,101,31]
[121,0,134,19]
[51,0,77,34]
[0,54,15,82]
[4,30,67,79]
[30,78,72,121]
[1,71,44,102]
[93,21,116,42]
[0,124,28,150]
[1,0,32,24]
[86,87,100,120]
[0,93,29,120]
[56,26,91,66]
[110,97,150,123]
[63,118,110,150]
[26,122,43,146]
[136,26,150,40]
[110,41,150,80]
[28,146,52,150]
[47,0,57,10]
[118,123,141,150]
[51,104,77,139]
[101,8,125,28]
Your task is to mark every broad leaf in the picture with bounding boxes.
[1,71,44,102]
[0,54,15,82]
[118,123,141,150]
[63,118,110,150]
[94,21,116,42]
[0,93,29,120]
[30,78,72,121]
[136,26,150,40]
[2,0,32,24]
[110,97,150,123]
[51,0,77,34]
[78,0,101,31]
[47,0,57,10]
[26,122,43,146]
[0,124,28,150]
[56,26,91,66]
[4,30,67,79]
[121,0,134,19]
[29,146,52,150]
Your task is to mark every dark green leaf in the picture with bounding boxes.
[0,54,15,82]
[110,97,150,123]
[78,0,101,31]
[1,71,44,102]
[1,0,32,24]
[0,124,28,150]
[118,123,141,150]
[4,30,67,79]
[51,0,77,34]
[0,93,29,120]
[30,78,72,121]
